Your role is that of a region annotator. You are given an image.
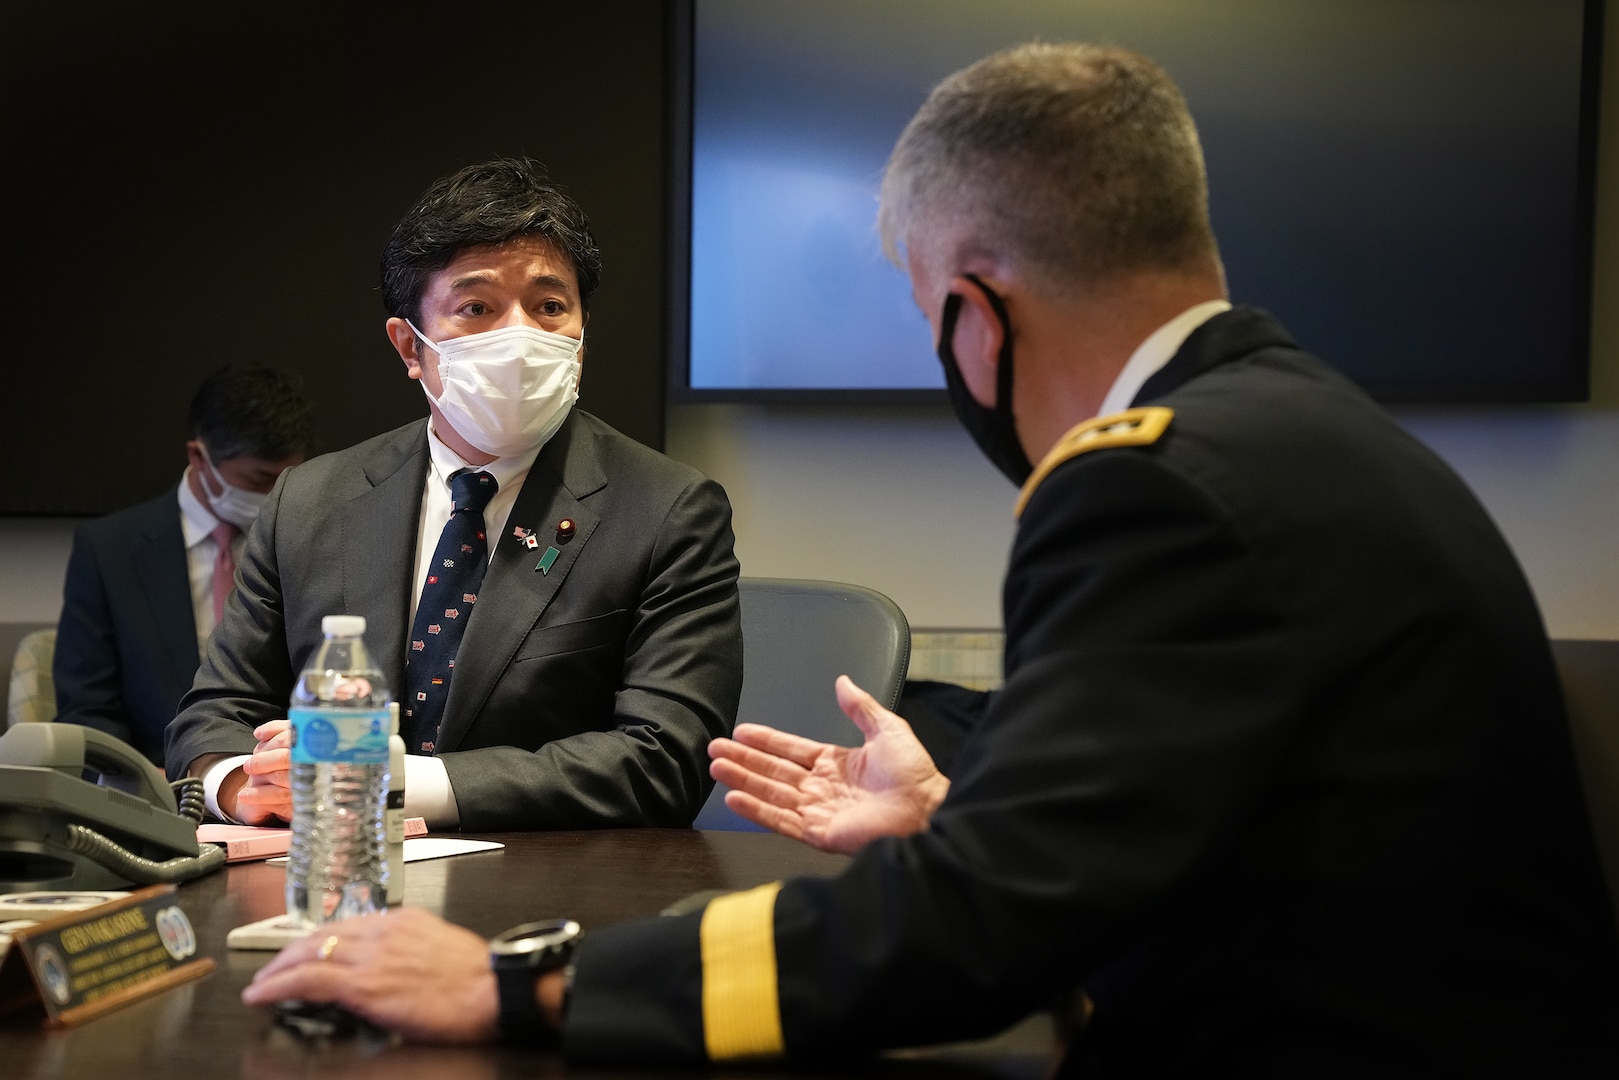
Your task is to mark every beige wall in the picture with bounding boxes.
[3,15,1615,641]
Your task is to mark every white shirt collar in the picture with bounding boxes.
[423,421,542,495]
[177,466,225,549]
[1095,300,1232,418]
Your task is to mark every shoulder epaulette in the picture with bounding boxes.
[1015,406,1174,519]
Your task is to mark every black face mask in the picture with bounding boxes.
[936,273,1033,485]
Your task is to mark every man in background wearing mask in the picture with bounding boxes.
[165,157,742,833]
[53,363,313,765]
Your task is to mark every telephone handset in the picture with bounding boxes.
[0,724,226,892]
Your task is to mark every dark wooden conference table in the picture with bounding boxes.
[1,829,1061,1080]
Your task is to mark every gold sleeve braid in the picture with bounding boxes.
[700,881,787,1060]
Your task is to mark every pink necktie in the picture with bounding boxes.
[211,521,240,624]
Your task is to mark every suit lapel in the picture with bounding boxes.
[435,415,606,752]
[130,490,202,687]
[343,425,430,698]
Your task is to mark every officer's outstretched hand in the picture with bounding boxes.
[707,675,950,855]
[242,906,507,1043]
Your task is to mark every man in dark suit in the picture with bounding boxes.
[242,45,1619,1073]
[52,364,313,765]
[165,158,742,832]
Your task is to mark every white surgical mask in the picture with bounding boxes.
[198,447,269,530]
[410,321,582,459]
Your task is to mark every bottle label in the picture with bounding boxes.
[288,707,392,765]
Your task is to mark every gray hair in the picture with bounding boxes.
[878,42,1220,290]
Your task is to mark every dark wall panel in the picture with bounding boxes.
[2,0,669,515]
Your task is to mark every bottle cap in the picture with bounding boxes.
[322,614,367,637]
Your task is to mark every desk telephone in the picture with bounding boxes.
[0,724,225,892]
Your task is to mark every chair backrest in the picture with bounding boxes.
[7,627,58,729]
[1552,638,1619,933]
[694,577,911,830]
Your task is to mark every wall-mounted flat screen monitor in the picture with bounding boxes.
[670,0,1601,404]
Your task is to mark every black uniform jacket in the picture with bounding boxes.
[164,411,743,831]
[563,307,1619,1074]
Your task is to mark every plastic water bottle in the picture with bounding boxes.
[285,614,392,928]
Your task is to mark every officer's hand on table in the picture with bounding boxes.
[242,907,534,1043]
[708,674,951,855]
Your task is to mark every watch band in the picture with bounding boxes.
[489,919,581,1043]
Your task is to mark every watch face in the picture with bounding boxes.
[490,919,580,965]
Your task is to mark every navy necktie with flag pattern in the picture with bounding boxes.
[403,468,497,754]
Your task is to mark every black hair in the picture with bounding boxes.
[379,156,603,324]
[188,364,316,463]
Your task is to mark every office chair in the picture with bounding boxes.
[7,627,58,728]
[1553,638,1619,934]
[694,577,911,831]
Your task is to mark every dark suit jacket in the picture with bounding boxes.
[895,678,992,776]
[564,307,1619,1074]
[54,486,202,766]
[164,412,743,831]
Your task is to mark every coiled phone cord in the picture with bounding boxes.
[59,776,227,884]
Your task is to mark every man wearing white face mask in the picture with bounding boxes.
[166,157,744,833]
[53,364,314,765]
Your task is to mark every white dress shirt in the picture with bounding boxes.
[177,467,247,653]
[399,426,542,827]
